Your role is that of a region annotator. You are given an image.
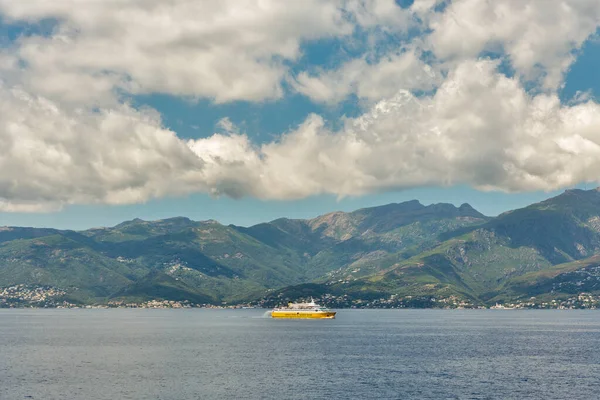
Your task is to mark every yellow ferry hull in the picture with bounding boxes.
[271,311,336,319]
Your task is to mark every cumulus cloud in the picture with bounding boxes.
[187,60,600,199]
[0,83,207,211]
[295,0,600,103]
[292,48,440,104]
[427,0,600,89]
[1,1,600,211]
[0,0,352,104]
[343,0,416,32]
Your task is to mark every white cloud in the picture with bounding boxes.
[427,0,600,89]
[1,1,600,211]
[0,0,353,104]
[295,0,600,105]
[7,58,600,212]
[292,0,600,105]
[344,0,415,31]
[292,48,440,104]
[190,60,600,198]
[0,83,208,211]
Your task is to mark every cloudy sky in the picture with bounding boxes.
[1,0,600,229]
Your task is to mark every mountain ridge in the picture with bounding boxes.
[2,190,600,307]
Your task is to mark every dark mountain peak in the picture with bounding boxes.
[425,202,457,212]
[458,203,486,218]
[114,218,146,228]
[558,188,595,200]
[534,187,600,214]
[200,219,221,225]
[481,186,600,263]
[565,188,585,194]
[398,199,424,208]
[419,202,485,219]
[269,217,303,225]
[269,217,312,236]
[97,216,201,239]
[114,216,197,229]
[355,199,424,216]
[160,216,193,223]
[496,189,595,219]
[154,217,199,230]
[0,226,63,245]
[561,187,600,197]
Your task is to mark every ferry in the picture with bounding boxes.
[271,299,336,319]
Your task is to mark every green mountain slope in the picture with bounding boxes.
[273,188,600,307]
[500,254,600,301]
[0,233,138,301]
[244,201,489,279]
[111,270,215,304]
[0,201,489,304]
[4,189,600,307]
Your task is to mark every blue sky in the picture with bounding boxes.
[0,1,600,230]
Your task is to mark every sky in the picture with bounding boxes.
[1,0,600,230]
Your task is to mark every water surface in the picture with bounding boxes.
[1,309,600,399]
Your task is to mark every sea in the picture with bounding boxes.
[1,309,600,400]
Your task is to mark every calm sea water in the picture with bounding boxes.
[1,309,600,399]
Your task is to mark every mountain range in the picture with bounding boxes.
[2,188,600,307]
